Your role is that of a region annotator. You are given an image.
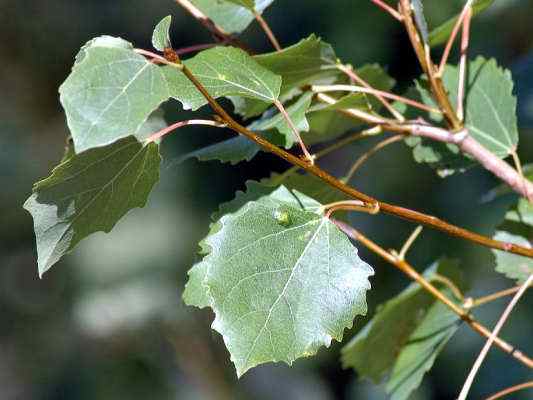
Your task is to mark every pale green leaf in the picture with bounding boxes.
[411,0,429,45]
[492,231,533,283]
[505,199,533,228]
[60,36,170,153]
[184,186,373,376]
[415,57,518,169]
[24,136,161,277]
[163,46,282,110]
[429,0,495,47]
[342,259,463,400]
[189,0,274,34]
[152,15,172,51]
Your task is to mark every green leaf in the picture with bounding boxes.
[60,36,170,153]
[23,136,161,277]
[164,46,282,111]
[505,199,533,228]
[152,15,172,51]
[181,93,312,164]
[415,57,518,169]
[342,259,463,400]
[492,231,533,283]
[232,35,339,118]
[188,0,274,34]
[429,0,495,47]
[184,186,373,376]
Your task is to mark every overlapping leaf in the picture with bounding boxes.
[184,186,373,376]
[59,36,170,153]
[342,259,464,400]
[413,57,518,173]
[188,0,274,34]
[492,231,533,283]
[24,135,161,277]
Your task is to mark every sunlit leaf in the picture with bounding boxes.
[492,231,533,283]
[152,15,172,51]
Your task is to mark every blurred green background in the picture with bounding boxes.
[1,0,532,399]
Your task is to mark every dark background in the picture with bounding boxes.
[1,1,532,399]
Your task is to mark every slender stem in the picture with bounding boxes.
[472,285,530,308]
[273,99,314,163]
[146,119,225,143]
[485,381,533,400]
[175,43,218,56]
[457,6,472,122]
[458,275,533,400]
[323,200,380,218]
[333,220,533,369]
[438,0,475,75]
[165,53,533,258]
[343,134,404,182]
[371,0,403,21]
[511,150,532,202]
[253,11,281,51]
[398,225,423,260]
[433,274,465,301]
[399,0,462,130]
[336,65,406,120]
[313,83,440,115]
[315,93,393,125]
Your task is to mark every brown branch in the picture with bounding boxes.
[458,274,533,400]
[253,11,281,51]
[457,6,472,122]
[485,381,533,400]
[160,52,533,258]
[471,284,531,308]
[371,0,403,21]
[146,119,225,142]
[333,220,533,369]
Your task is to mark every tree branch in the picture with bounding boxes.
[333,220,533,369]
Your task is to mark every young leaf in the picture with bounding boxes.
[152,15,172,51]
[23,136,161,277]
[342,259,464,400]
[60,36,170,153]
[184,186,373,376]
[429,0,495,47]
[188,0,274,34]
[415,57,518,165]
[492,231,533,283]
[163,46,282,111]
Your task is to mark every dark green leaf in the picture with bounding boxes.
[184,186,373,376]
[342,259,464,400]
[24,136,161,277]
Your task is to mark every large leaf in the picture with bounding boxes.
[184,186,373,376]
[188,0,274,34]
[24,136,161,277]
[414,57,518,170]
[429,0,495,47]
[163,46,282,111]
[60,36,170,153]
[492,231,533,283]
[342,259,463,400]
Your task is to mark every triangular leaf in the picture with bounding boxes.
[188,0,274,34]
[184,186,373,376]
[60,36,170,153]
[341,259,463,400]
[24,136,161,277]
[152,15,172,51]
[163,46,282,111]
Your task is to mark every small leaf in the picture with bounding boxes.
[429,0,495,47]
[60,36,170,153]
[415,57,518,169]
[411,0,429,45]
[492,231,533,283]
[184,186,373,376]
[188,0,274,34]
[152,15,172,51]
[342,259,464,400]
[164,46,282,110]
[505,199,533,228]
[23,136,161,277]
